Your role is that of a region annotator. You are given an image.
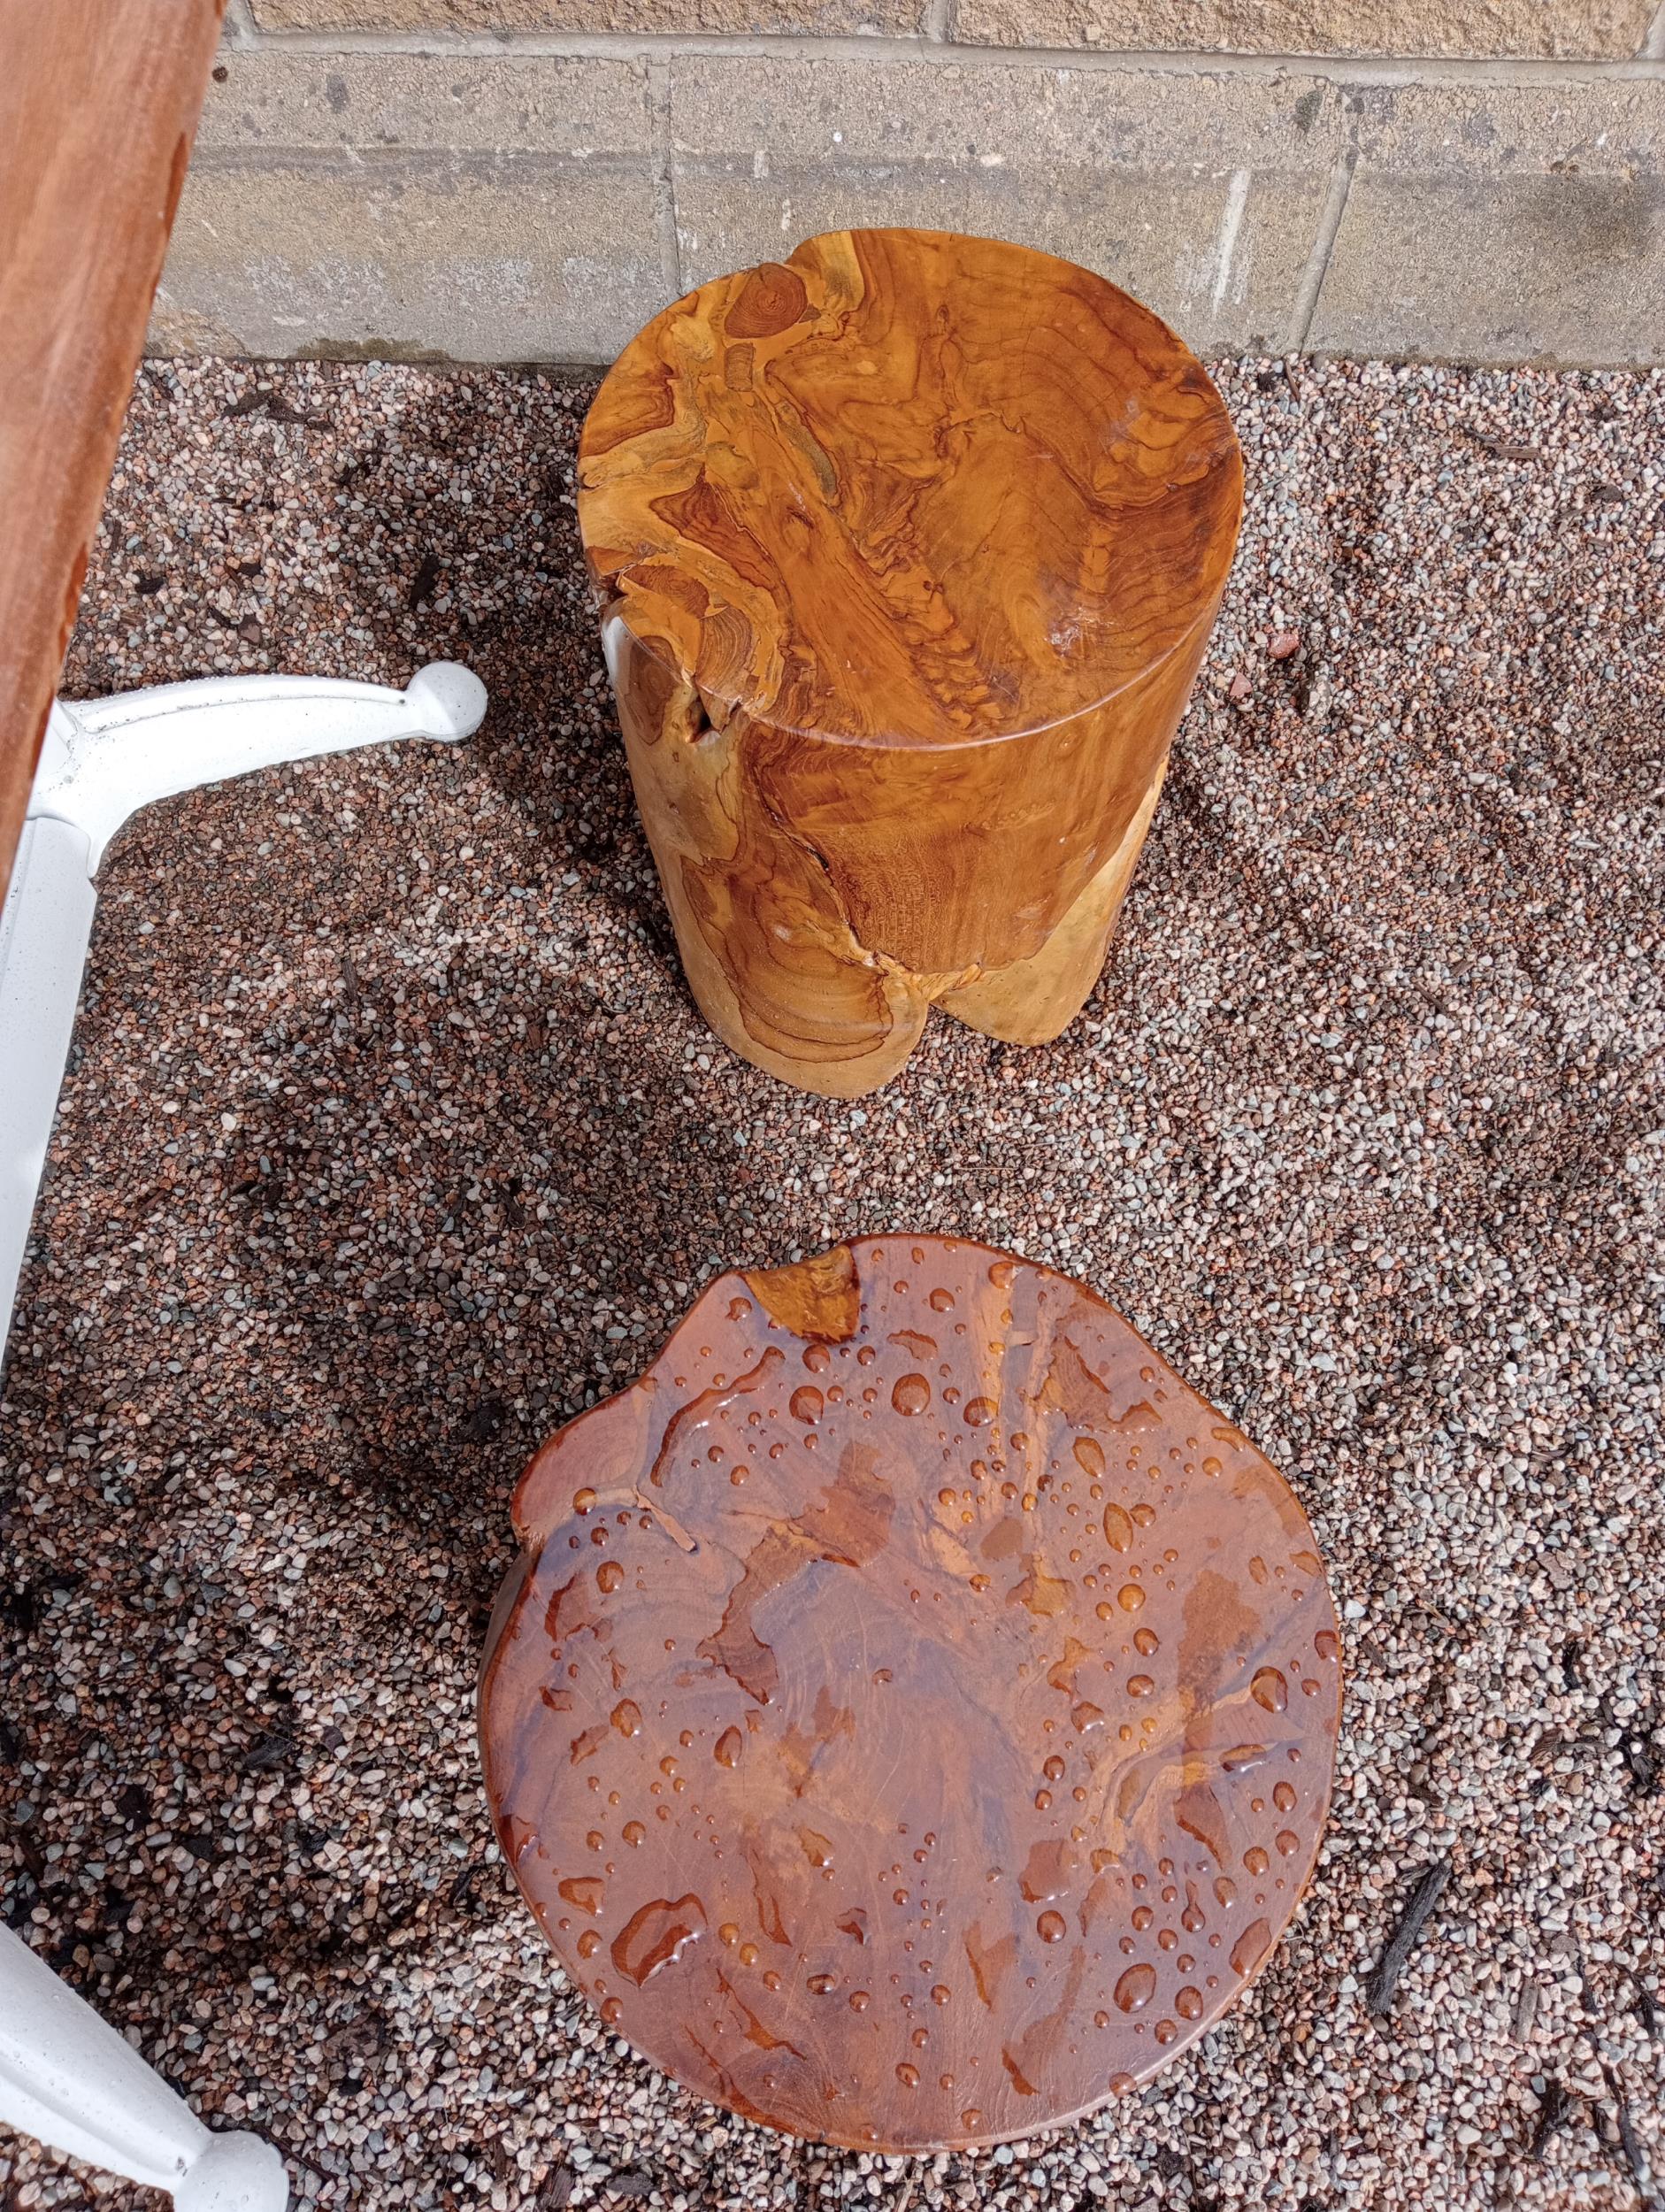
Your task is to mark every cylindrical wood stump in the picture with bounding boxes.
[479,1238,1341,2153]
[578,229,1242,1097]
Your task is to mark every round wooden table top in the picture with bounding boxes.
[577,228,1242,749]
[479,1239,1339,2152]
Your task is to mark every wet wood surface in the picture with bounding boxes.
[480,1238,1339,2151]
[579,230,1242,1096]
[0,0,226,902]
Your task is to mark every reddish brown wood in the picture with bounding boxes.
[0,0,225,902]
[480,1237,1339,2151]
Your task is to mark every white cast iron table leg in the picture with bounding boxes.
[0,659,487,2207]
[0,1922,288,2208]
[1,661,487,1370]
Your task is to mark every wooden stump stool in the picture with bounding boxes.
[577,230,1242,1096]
[479,1239,1339,2151]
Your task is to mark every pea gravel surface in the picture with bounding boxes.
[3,353,1663,2212]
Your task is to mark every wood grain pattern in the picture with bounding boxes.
[579,231,1243,1095]
[479,1237,1339,2152]
[0,0,226,902]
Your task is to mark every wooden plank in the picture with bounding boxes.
[0,0,225,902]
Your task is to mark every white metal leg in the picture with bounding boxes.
[0,812,97,1354]
[0,1923,288,2208]
[0,660,487,2208]
[0,661,487,1369]
[39,662,488,872]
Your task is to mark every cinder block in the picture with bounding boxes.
[158,48,1665,370]
[155,53,669,362]
[1310,80,1665,365]
[192,48,649,157]
[668,58,1346,357]
[953,0,1658,60]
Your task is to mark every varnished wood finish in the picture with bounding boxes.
[480,1238,1339,2152]
[579,231,1242,1095]
[0,0,226,902]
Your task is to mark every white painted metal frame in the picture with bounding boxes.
[1,661,487,1369]
[0,1923,289,2210]
[0,660,487,2208]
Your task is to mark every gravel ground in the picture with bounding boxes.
[2,350,1663,2212]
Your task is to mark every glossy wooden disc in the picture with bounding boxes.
[479,1240,1339,2152]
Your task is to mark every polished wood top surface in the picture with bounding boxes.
[578,230,1241,749]
[480,1240,1339,2150]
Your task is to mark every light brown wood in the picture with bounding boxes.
[479,1237,1339,2153]
[579,230,1242,1096]
[0,0,226,902]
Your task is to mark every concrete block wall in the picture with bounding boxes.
[152,0,1665,367]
